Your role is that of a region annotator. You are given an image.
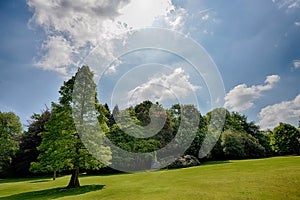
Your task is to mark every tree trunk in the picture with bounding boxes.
[53,170,56,180]
[67,167,80,188]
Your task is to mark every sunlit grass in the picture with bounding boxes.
[0,156,299,199]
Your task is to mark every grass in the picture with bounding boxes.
[0,156,299,199]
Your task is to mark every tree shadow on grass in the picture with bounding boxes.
[201,160,232,166]
[29,179,52,183]
[0,185,105,200]
[0,177,37,184]
[0,176,55,184]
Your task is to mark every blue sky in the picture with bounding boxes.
[0,0,300,130]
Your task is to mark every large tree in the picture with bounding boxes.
[31,66,111,188]
[0,111,22,177]
[272,123,300,155]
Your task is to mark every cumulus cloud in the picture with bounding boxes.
[127,68,200,105]
[293,60,300,69]
[27,0,131,77]
[35,36,74,75]
[27,0,186,77]
[117,0,174,28]
[224,75,280,112]
[295,21,300,26]
[258,94,300,129]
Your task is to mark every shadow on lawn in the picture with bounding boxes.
[201,160,232,166]
[0,176,55,184]
[29,179,52,183]
[0,185,105,200]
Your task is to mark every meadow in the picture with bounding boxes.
[0,156,299,200]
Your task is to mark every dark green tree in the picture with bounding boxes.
[185,112,207,158]
[134,101,173,147]
[271,123,300,155]
[221,130,245,159]
[11,109,51,177]
[259,130,274,156]
[206,108,229,160]
[221,129,265,159]
[0,111,22,177]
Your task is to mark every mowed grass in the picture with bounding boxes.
[0,156,299,200]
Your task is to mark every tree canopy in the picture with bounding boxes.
[0,111,22,176]
[271,123,300,155]
[30,66,111,187]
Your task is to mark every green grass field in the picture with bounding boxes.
[0,156,299,200]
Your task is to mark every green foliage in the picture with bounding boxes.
[30,104,81,174]
[106,107,161,170]
[221,129,265,159]
[31,66,111,187]
[206,109,267,160]
[11,110,51,177]
[0,111,22,176]
[259,131,274,156]
[221,130,246,159]
[242,132,266,158]
[272,123,300,155]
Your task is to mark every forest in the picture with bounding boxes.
[1,66,299,188]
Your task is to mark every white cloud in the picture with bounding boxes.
[152,6,188,31]
[117,0,174,28]
[27,0,186,77]
[272,0,300,10]
[258,94,300,130]
[295,21,300,26]
[293,60,300,69]
[224,75,280,112]
[201,14,209,21]
[35,36,74,76]
[28,0,131,77]
[165,8,187,31]
[127,68,200,105]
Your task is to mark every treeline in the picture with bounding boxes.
[1,66,300,180]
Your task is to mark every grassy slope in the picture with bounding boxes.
[0,156,299,200]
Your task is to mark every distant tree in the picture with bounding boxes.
[271,123,300,155]
[242,132,265,158]
[106,106,161,170]
[134,100,153,126]
[11,109,51,177]
[104,103,114,127]
[31,66,111,188]
[112,104,120,117]
[206,108,229,160]
[221,130,245,159]
[134,101,173,147]
[185,112,207,158]
[0,111,22,177]
[165,104,200,159]
[206,109,268,160]
[221,129,265,159]
[260,130,274,156]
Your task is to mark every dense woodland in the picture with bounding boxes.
[0,66,299,188]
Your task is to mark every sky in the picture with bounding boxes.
[0,0,300,130]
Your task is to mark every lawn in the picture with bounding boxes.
[0,156,299,199]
